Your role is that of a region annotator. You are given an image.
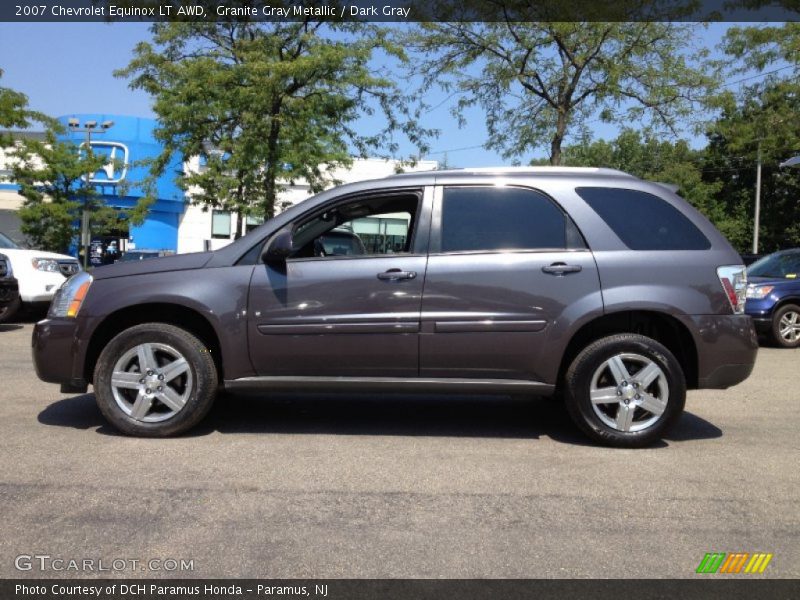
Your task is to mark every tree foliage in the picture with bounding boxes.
[117,15,432,237]
[704,82,800,253]
[0,69,53,147]
[12,131,149,253]
[703,22,800,252]
[406,14,714,165]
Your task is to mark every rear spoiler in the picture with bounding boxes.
[653,182,680,194]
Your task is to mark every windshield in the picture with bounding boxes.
[0,232,19,249]
[748,251,800,279]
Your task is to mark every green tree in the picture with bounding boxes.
[699,22,800,253]
[721,22,799,76]
[12,130,149,254]
[704,81,800,253]
[117,16,432,238]
[0,69,53,147]
[406,15,714,164]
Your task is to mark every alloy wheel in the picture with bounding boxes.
[110,342,193,423]
[589,353,670,433]
[778,310,800,344]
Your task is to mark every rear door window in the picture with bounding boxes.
[440,186,576,252]
[576,187,710,251]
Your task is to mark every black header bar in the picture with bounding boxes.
[3,579,800,600]
[0,0,798,23]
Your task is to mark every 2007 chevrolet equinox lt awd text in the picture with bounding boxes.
[32,167,758,447]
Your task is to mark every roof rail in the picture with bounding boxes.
[387,166,635,179]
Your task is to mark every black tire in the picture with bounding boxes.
[93,323,218,437]
[771,304,800,348]
[0,296,21,324]
[563,333,686,448]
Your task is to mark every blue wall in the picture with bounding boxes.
[57,114,185,251]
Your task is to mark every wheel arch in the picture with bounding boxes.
[557,310,699,391]
[772,297,800,314]
[84,303,223,384]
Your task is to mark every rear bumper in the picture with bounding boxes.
[31,317,90,393]
[687,314,758,389]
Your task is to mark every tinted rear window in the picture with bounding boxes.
[441,186,567,252]
[576,187,710,251]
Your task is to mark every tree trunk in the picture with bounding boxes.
[550,110,568,166]
[234,211,243,240]
[262,105,282,220]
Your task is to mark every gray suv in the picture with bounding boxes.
[32,167,757,446]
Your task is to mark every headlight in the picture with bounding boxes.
[31,258,61,272]
[745,285,774,300]
[49,272,93,318]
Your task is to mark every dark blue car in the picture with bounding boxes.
[745,248,800,347]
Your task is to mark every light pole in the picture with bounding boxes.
[67,118,114,268]
[753,141,762,254]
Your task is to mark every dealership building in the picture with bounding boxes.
[0,114,437,256]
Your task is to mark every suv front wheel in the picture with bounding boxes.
[93,323,218,437]
[771,303,800,348]
[564,333,686,447]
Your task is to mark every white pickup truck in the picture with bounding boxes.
[0,231,81,322]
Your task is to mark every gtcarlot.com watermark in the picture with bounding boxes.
[15,554,194,573]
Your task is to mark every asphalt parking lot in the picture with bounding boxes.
[0,321,797,579]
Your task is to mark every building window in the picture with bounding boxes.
[244,215,263,235]
[211,210,231,239]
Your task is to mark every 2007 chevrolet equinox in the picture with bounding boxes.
[32,167,758,446]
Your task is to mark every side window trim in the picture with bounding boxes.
[430,184,587,255]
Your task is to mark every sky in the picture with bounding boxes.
[0,21,752,168]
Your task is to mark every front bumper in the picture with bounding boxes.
[686,314,758,389]
[18,271,68,303]
[32,318,90,393]
[745,298,775,334]
[0,278,19,306]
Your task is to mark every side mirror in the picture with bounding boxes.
[261,228,293,263]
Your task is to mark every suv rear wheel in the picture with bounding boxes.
[564,333,686,447]
[93,323,218,436]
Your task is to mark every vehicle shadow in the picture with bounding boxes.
[38,392,722,447]
[0,324,23,332]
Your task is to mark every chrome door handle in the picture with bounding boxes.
[542,263,582,276]
[377,269,417,281]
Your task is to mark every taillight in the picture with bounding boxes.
[716,265,747,314]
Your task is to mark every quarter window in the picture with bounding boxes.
[440,186,569,252]
[576,187,711,251]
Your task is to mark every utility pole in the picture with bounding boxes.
[753,141,762,255]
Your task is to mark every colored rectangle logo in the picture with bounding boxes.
[697,552,773,574]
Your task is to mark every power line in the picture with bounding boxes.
[721,65,796,88]
[425,143,485,156]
